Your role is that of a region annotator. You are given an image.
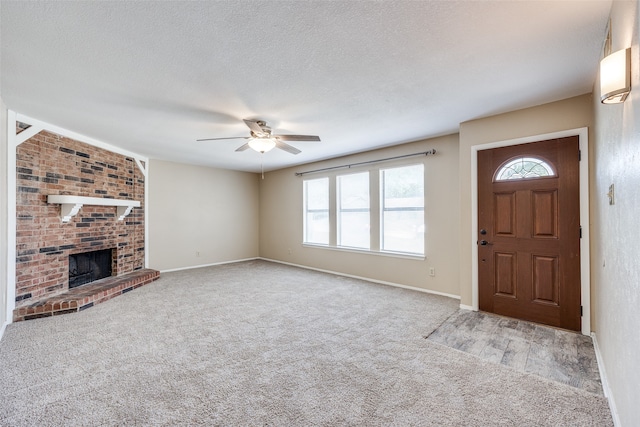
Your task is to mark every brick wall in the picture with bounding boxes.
[15,129,145,308]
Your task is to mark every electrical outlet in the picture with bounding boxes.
[429,267,435,277]
[196,251,200,257]
[287,248,292,255]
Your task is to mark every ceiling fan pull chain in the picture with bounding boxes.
[261,154,264,180]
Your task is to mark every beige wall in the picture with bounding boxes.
[147,159,260,271]
[591,1,640,425]
[458,94,593,307]
[260,134,460,297]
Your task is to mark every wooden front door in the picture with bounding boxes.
[478,136,581,331]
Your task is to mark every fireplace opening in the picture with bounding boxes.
[69,249,113,288]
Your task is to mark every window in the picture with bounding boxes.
[337,172,370,249]
[303,178,329,244]
[380,164,424,255]
[301,162,426,258]
[495,156,555,181]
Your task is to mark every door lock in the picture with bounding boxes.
[480,229,487,235]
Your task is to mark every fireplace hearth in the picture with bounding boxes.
[69,249,113,288]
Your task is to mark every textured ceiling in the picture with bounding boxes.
[1,1,611,172]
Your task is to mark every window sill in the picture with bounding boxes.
[302,243,425,261]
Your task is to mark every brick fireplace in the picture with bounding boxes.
[13,126,159,321]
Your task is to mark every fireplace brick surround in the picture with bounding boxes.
[14,126,159,321]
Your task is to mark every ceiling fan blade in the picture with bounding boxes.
[275,140,301,155]
[274,134,321,142]
[235,143,251,152]
[197,136,248,142]
[243,119,265,135]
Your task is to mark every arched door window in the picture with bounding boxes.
[494,156,556,181]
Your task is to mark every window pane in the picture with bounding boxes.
[495,157,555,181]
[381,164,424,254]
[338,172,369,249]
[304,178,329,244]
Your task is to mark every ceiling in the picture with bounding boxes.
[1,1,612,173]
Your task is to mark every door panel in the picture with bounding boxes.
[494,193,516,236]
[494,252,517,297]
[532,255,559,305]
[478,136,580,331]
[532,190,558,238]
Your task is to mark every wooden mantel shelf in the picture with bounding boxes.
[47,195,141,223]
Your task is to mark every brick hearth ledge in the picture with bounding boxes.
[13,269,160,322]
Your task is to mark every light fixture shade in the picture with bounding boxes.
[248,138,276,153]
[600,48,631,104]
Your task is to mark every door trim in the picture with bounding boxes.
[470,127,590,335]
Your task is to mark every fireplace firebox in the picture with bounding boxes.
[69,249,113,288]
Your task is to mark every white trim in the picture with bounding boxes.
[591,332,621,427]
[135,158,147,178]
[0,321,7,342]
[261,257,461,300]
[578,130,591,336]
[459,304,474,311]
[15,113,148,163]
[145,161,150,269]
[15,125,43,146]
[470,127,591,335]
[158,257,260,273]
[6,111,17,324]
[302,243,425,261]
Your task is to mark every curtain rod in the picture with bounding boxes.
[294,149,436,177]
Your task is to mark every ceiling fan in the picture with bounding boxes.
[197,119,321,155]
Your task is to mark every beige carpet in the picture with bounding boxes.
[0,260,612,426]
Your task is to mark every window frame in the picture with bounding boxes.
[336,171,371,250]
[303,177,330,245]
[379,163,425,256]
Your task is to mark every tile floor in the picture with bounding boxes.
[426,310,603,395]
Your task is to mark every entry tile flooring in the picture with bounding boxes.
[426,310,603,395]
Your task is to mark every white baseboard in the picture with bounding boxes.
[0,321,8,343]
[158,257,260,273]
[459,304,474,311]
[260,257,461,300]
[591,332,620,427]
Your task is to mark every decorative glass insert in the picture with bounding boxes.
[495,157,555,181]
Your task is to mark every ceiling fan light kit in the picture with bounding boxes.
[198,118,320,155]
[248,138,276,153]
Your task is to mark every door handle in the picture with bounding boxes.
[479,240,493,246]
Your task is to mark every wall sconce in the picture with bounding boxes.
[600,48,631,104]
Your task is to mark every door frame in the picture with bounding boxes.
[470,127,590,335]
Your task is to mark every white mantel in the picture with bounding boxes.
[47,195,141,223]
